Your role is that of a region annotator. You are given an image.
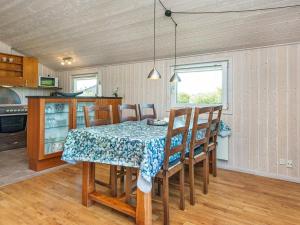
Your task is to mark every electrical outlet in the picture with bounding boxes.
[279,159,286,165]
[287,160,293,168]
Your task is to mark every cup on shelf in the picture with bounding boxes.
[45,105,54,113]
[52,142,63,152]
[45,143,51,154]
[163,117,169,123]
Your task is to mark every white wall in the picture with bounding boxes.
[0,41,57,104]
[57,43,300,183]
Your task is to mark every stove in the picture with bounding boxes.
[0,87,27,151]
[0,104,28,116]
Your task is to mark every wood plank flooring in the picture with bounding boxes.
[0,164,300,225]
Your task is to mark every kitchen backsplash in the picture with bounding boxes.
[11,88,52,104]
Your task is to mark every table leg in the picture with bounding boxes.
[82,162,95,207]
[136,188,152,225]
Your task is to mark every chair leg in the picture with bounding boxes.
[119,166,125,193]
[188,161,195,205]
[203,157,208,194]
[207,152,210,184]
[209,152,213,174]
[162,175,169,225]
[179,165,185,210]
[125,167,132,203]
[157,180,161,196]
[120,166,125,183]
[151,179,155,198]
[212,149,217,177]
[110,165,117,197]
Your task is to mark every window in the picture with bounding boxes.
[171,61,228,108]
[72,74,98,96]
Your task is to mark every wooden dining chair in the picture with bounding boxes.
[84,105,121,197]
[208,105,223,177]
[184,107,213,205]
[138,103,157,120]
[155,107,192,225]
[118,104,138,122]
[84,105,113,127]
[117,104,140,194]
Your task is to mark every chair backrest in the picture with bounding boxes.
[118,104,138,123]
[210,105,223,142]
[138,104,157,120]
[84,105,113,127]
[163,107,192,170]
[189,107,213,159]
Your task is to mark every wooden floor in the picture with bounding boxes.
[1,164,300,225]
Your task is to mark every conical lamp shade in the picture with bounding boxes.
[170,73,181,82]
[147,67,161,80]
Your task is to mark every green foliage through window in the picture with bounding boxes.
[177,88,222,104]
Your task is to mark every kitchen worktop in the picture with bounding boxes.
[26,96,122,99]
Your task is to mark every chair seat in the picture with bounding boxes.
[185,145,204,158]
[157,156,183,178]
[168,156,181,167]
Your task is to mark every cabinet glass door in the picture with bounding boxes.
[76,101,96,128]
[44,102,69,155]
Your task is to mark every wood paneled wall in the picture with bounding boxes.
[0,41,57,103]
[57,43,300,183]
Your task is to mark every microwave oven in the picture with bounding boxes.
[39,76,59,88]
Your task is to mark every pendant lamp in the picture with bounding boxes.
[147,0,161,80]
[170,24,181,82]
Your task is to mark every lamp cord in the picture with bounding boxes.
[153,0,156,66]
[158,1,300,15]
[174,23,177,68]
[157,0,300,82]
[158,1,300,68]
[172,4,300,15]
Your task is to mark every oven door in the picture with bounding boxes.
[0,114,27,133]
[0,114,27,151]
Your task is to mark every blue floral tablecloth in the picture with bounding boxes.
[62,120,231,193]
[62,121,187,192]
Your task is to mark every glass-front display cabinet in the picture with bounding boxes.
[76,100,96,128]
[44,102,71,156]
[27,97,122,171]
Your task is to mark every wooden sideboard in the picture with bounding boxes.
[0,52,38,87]
[27,96,122,171]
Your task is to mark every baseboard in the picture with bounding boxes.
[218,164,300,184]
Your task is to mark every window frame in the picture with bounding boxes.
[72,73,99,97]
[171,60,229,109]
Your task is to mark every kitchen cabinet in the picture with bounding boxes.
[27,96,122,171]
[23,57,38,87]
[0,52,38,87]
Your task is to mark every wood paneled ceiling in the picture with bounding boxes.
[0,0,300,70]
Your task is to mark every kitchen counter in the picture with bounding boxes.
[26,96,122,99]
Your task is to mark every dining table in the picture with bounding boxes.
[62,119,205,225]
